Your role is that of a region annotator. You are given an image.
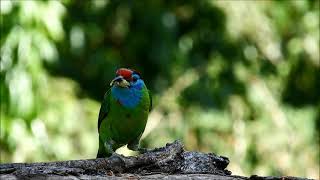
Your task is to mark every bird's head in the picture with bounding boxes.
[110,68,143,88]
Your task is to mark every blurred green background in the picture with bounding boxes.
[1,0,319,178]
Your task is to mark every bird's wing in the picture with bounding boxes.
[148,90,152,112]
[98,89,111,132]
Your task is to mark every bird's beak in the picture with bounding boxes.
[110,76,130,88]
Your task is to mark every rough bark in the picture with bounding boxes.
[0,140,313,180]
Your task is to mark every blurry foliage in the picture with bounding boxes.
[1,0,319,178]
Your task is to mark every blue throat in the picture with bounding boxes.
[111,80,144,108]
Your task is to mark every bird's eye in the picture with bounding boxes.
[132,76,137,82]
[132,74,139,82]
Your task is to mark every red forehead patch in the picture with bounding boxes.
[116,68,132,79]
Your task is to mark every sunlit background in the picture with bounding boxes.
[1,0,319,178]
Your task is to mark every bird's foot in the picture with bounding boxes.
[109,152,126,164]
[107,153,126,173]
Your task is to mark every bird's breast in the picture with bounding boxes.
[109,87,150,143]
[111,86,143,108]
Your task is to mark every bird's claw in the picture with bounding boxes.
[107,153,126,173]
[109,152,125,163]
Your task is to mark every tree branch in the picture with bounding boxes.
[0,140,312,180]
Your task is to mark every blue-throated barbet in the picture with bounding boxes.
[97,68,152,158]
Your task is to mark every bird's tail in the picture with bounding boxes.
[96,140,105,158]
[96,150,104,158]
[96,139,113,158]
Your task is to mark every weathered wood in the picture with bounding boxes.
[0,140,313,180]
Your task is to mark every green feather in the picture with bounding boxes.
[97,89,111,130]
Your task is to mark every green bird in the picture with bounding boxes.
[97,68,152,158]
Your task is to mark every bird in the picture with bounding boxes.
[97,68,152,158]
